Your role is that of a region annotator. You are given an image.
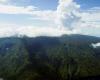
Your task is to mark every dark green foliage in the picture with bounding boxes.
[0,34,100,80]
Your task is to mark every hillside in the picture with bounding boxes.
[0,35,100,80]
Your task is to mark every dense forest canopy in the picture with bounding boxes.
[0,34,100,80]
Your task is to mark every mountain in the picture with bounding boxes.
[0,34,100,80]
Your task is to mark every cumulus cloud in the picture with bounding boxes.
[56,0,80,29]
[55,0,100,37]
[91,43,100,48]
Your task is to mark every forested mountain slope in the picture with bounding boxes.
[0,35,100,80]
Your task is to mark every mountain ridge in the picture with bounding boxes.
[0,34,100,80]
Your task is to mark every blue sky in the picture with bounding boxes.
[9,0,100,10]
[0,0,100,37]
[10,0,58,10]
[75,0,100,9]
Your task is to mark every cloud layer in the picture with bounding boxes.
[0,24,75,37]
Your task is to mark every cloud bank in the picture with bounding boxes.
[0,24,77,37]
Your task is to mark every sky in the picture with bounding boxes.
[0,0,100,37]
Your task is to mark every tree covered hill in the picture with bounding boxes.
[0,34,100,80]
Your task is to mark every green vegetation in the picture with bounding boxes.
[0,35,100,80]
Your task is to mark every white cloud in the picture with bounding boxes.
[56,0,80,29]
[0,0,8,3]
[91,43,100,48]
[55,0,100,37]
[71,7,100,36]
[0,23,75,37]
[0,0,100,37]
[0,4,56,21]
[0,4,37,14]
[0,0,80,22]
[80,10,100,23]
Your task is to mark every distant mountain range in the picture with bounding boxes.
[0,34,100,80]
